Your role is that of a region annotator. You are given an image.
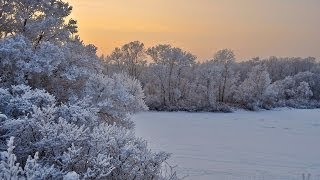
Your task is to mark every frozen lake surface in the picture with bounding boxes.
[132,109,320,180]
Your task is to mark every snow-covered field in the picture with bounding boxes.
[132,109,320,180]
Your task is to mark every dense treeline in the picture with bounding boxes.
[103,41,320,111]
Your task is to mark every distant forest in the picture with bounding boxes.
[102,41,320,111]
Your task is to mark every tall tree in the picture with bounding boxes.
[106,41,146,79]
[146,44,196,106]
[121,41,146,78]
[212,49,237,103]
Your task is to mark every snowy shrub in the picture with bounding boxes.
[0,137,63,180]
[56,98,99,127]
[0,85,171,179]
[0,137,25,179]
[0,84,56,118]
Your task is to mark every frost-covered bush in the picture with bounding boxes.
[0,85,170,179]
[0,84,56,118]
[265,74,314,108]
[0,137,63,179]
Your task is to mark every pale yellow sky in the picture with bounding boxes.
[67,0,320,60]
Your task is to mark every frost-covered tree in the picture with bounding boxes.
[121,41,147,79]
[0,0,77,45]
[197,62,219,107]
[262,56,317,82]
[296,81,313,100]
[190,61,233,111]
[292,71,320,100]
[105,47,125,73]
[145,44,196,109]
[106,41,147,79]
[0,0,14,38]
[212,49,238,103]
[235,65,271,109]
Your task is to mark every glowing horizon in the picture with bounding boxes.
[67,0,320,60]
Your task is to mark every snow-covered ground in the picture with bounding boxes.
[132,109,320,180]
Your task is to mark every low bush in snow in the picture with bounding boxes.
[0,85,172,179]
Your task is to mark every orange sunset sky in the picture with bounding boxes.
[66,0,320,60]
